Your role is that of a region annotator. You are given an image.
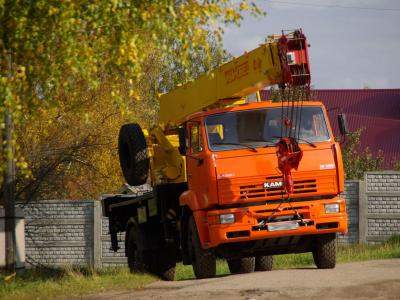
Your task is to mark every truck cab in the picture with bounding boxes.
[180,101,347,255]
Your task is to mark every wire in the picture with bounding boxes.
[267,1,400,12]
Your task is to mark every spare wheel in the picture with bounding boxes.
[118,123,149,186]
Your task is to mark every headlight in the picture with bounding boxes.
[219,213,235,224]
[325,203,340,214]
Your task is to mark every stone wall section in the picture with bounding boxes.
[362,172,400,244]
[366,173,400,192]
[21,201,94,267]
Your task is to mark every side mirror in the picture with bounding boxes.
[178,127,188,155]
[338,113,349,136]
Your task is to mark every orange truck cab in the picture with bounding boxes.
[102,30,348,281]
[180,101,347,258]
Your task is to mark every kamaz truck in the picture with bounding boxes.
[102,30,348,280]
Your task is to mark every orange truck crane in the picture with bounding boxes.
[102,30,348,280]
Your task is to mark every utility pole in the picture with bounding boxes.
[3,48,16,273]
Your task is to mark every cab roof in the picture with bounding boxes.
[183,100,325,122]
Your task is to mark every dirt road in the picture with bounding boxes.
[86,259,400,300]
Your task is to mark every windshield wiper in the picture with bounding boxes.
[297,138,317,148]
[242,138,276,147]
[213,142,257,152]
[273,136,317,148]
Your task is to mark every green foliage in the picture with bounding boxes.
[269,85,315,103]
[342,128,384,180]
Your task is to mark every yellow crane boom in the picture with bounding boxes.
[159,30,310,126]
[150,30,310,184]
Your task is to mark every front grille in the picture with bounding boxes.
[217,172,337,205]
[239,177,317,200]
[293,179,317,194]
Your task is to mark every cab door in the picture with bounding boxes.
[186,121,210,209]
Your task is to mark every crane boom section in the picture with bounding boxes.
[159,43,284,125]
[159,30,310,126]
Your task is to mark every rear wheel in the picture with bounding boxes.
[227,257,255,274]
[312,233,337,269]
[255,255,273,271]
[148,248,176,281]
[188,216,216,279]
[127,228,146,273]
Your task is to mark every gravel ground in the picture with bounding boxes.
[78,259,400,300]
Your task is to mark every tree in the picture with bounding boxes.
[14,33,231,201]
[342,128,383,180]
[0,0,264,197]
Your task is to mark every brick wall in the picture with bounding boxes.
[22,201,94,267]
[366,173,400,192]
[360,172,400,244]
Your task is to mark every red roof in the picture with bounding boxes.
[260,89,400,169]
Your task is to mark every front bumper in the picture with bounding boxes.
[204,197,347,248]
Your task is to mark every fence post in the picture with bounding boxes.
[358,178,367,244]
[93,200,102,268]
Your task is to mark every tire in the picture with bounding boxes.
[148,248,176,281]
[127,228,146,273]
[255,255,273,272]
[118,123,149,186]
[188,216,216,279]
[227,257,255,274]
[312,233,337,269]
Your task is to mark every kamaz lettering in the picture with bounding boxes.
[263,181,283,188]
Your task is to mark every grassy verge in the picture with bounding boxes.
[0,266,156,300]
[1,236,399,299]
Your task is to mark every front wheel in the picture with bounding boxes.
[312,233,337,269]
[188,216,216,279]
[255,255,273,271]
[227,257,255,274]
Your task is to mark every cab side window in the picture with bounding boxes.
[190,124,203,154]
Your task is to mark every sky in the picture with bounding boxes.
[222,0,400,89]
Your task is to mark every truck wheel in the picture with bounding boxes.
[188,216,216,279]
[127,228,146,273]
[148,248,176,281]
[255,255,273,271]
[227,257,255,274]
[312,233,337,269]
[118,123,149,186]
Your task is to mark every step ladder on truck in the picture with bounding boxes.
[101,29,348,280]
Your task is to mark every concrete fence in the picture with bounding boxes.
[361,172,400,244]
[21,199,128,268]
[10,171,400,268]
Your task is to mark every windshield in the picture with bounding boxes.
[205,107,330,151]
